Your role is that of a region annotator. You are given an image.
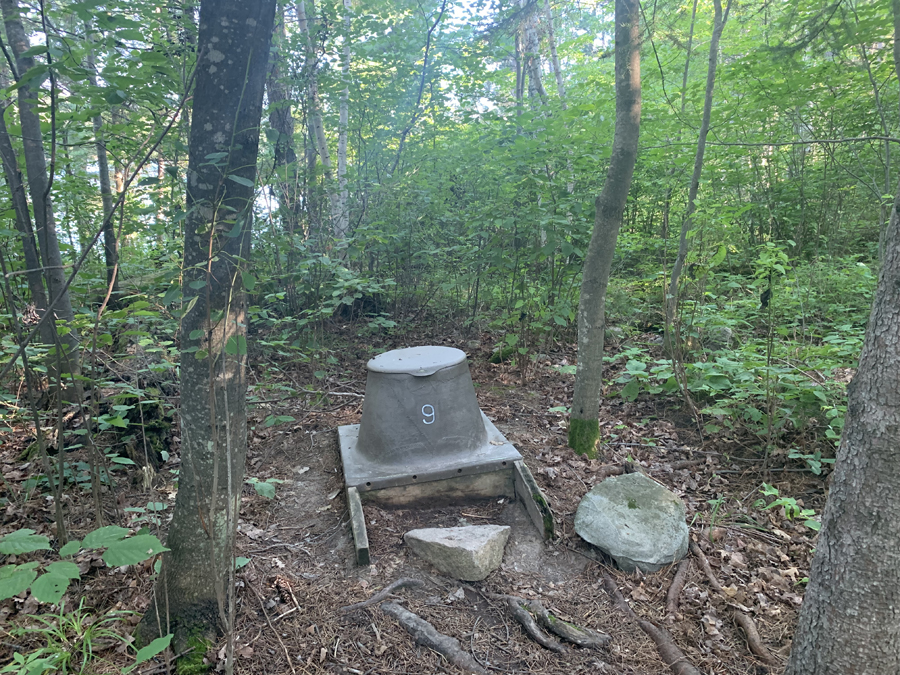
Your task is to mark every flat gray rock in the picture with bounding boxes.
[575,472,688,573]
[404,525,510,581]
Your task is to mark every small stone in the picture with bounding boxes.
[404,525,510,581]
[574,472,688,573]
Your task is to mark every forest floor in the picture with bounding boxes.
[0,322,828,675]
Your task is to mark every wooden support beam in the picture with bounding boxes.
[347,486,370,565]
[514,460,555,539]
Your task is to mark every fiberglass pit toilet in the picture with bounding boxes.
[337,346,554,565]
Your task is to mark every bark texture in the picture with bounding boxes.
[787,9,900,671]
[785,181,900,674]
[136,0,275,651]
[568,0,641,456]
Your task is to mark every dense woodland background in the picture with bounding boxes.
[0,0,896,672]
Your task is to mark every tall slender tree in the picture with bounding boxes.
[568,0,641,457]
[665,0,731,336]
[135,0,276,659]
[1,0,79,376]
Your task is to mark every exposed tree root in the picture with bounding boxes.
[465,584,610,652]
[524,596,611,649]
[689,541,780,667]
[504,596,568,653]
[339,577,424,613]
[602,574,703,675]
[380,601,488,675]
[665,558,692,617]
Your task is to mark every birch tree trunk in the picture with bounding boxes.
[135,0,275,659]
[665,0,730,336]
[1,0,79,373]
[568,0,641,457]
[543,0,566,108]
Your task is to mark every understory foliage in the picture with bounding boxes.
[0,0,893,670]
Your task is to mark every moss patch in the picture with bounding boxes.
[176,632,213,675]
[568,418,599,459]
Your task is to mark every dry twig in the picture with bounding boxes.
[340,577,424,613]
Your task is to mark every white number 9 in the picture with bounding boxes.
[422,404,435,425]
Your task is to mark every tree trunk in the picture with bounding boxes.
[135,0,275,658]
[0,102,51,329]
[336,0,351,240]
[785,179,900,675]
[786,8,900,672]
[543,0,566,108]
[84,20,121,303]
[665,0,729,336]
[298,0,342,239]
[1,0,79,372]
[568,0,641,457]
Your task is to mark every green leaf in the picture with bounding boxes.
[709,244,727,268]
[189,329,204,340]
[620,378,640,402]
[224,335,248,356]
[252,481,276,499]
[83,525,129,549]
[134,634,173,666]
[0,565,38,601]
[234,557,251,570]
[0,529,50,555]
[19,45,48,58]
[59,540,81,557]
[110,456,137,465]
[227,174,255,188]
[31,572,72,604]
[103,534,168,567]
[45,561,80,579]
[241,272,257,292]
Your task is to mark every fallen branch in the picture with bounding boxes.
[689,541,779,666]
[602,574,702,675]
[380,601,488,675]
[665,558,692,616]
[340,578,424,613]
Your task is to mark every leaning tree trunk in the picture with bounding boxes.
[135,0,275,660]
[568,0,641,457]
[1,0,79,373]
[664,0,730,336]
[785,5,900,672]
